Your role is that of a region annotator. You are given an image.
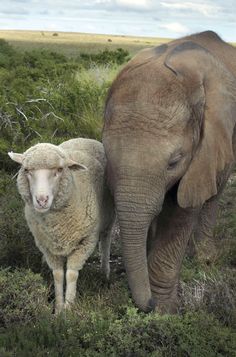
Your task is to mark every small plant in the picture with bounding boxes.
[0,268,50,327]
[181,269,236,327]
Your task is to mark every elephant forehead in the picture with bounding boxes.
[105,100,190,132]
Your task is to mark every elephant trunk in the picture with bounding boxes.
[115,176,164,312]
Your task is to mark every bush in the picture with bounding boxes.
[0,171,42,271]
[0,42,121,172]
[0,268,50,327]
[0,39,22,68]
[79,48,130,67]
[0,309,235,356]
[181,269,236,327]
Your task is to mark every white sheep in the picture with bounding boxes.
[8,138,115,313]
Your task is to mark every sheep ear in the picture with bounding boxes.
[8,151,24,164]
[67,158,87,171]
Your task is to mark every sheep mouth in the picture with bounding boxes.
[34,205,51,213]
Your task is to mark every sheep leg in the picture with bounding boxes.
[99,224,113,280]
[42,250,64,314]
[65,235,98,308]
[53,268,64,314]
[64,269,79,309]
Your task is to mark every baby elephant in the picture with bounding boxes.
[9,138,115,313]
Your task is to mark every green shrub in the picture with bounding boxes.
[0,309,235,356]
[181,269,236,328]
[0,42,120,172]
[0,170,42,271]
[79,47,130,67]
[0,39,22,69]
[0,268,50,327]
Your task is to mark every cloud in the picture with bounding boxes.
[0,0,235,41]
[95,0,111,3]
[0,8,29,15]
[116,0,151,10]
[160,1,221,17]
[159,22,189,34]
[94,0,152,12]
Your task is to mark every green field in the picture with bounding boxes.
[0,31,235,356]
[0,30,169,56]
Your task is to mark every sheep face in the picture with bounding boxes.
[8,143,87,213]
[24,167,64,212]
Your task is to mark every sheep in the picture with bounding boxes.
[8,138,115,313]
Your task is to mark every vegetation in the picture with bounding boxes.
[0,37,235,356]
[0,39,126,172]
[0,30,169,57]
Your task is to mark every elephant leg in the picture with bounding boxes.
[147,217,158,255]
[148,197,198,313]
[192,197,219,263]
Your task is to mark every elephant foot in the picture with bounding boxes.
[154,298,179,314]
[135,297,158,313]
[151,283,179,314]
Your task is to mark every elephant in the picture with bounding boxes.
[102,31,236,313]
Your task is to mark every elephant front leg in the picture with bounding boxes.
[65,235,99,308]
[148,204,198,314]
[191,197,218,263]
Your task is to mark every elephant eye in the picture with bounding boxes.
[167,153,183,170]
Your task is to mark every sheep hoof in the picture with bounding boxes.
[101,264,110,281]
[100,272,111,288]
[64,301,74,311]
[54,303,64,315]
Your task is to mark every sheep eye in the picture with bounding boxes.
[54,167,63,176]
[24,168,31,175]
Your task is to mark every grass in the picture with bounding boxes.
[0,40,124,171]
[0,30,170,57]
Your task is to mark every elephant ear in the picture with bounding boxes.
[165,41,236,208]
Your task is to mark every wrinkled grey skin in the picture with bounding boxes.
[102,31,236,313]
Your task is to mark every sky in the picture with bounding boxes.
[0,0,236,41]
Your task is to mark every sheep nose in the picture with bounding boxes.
[36,195,49,207]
